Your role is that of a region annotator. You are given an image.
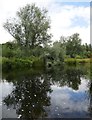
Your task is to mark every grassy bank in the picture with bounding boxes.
[2,57,44,71]
[1,57,92,71]
[64,58,92,65]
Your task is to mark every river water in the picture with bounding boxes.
[1,64,92,119]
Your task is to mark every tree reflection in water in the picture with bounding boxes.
[3,69,52,118]
[2,63,92,118]
[50,64,85,90]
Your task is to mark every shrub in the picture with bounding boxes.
[64,58,76,65]
[75,55,82,59]
[76,59,90,63]
[32,58,44,68]
[2,57,44,71]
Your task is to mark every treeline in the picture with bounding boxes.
[2,32,92,59]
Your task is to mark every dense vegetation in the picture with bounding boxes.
[1,4,92,69]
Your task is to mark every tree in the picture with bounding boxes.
[2,42,15,58]
[3,4,51,51]
[45,41,65,63]
[66,33,82,58]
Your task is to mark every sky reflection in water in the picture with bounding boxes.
[1,64,92,118]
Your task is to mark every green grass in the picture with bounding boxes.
[2,57,44,71]
[1,57,92,71]
[76,58,91,63]
[64,58,91,65]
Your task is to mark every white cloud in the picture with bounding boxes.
[0,0,90,44]
[50,83,89,115]
[49,4,90,44]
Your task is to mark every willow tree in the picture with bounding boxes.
[4,4,51,51]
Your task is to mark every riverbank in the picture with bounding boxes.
[64,58,92,65]
[1,57,92,71]
[2,57,44,71]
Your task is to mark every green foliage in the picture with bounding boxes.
[76,58,90,63]
[66,33,82,58]
[48,41,65,62]
[2,57,32,71]
[2,43,13,58]
[30,57,44,68]
[75,55,82,59]
[64,58,76,65]
[0,57,2,64]
[65,58,91,65]
[4,4,51,50]
[2,57,44,71]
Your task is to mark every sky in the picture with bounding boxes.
[0,0,91,44]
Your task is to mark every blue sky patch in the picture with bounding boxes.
[71,16,88,28]
[62,2,90,7]
[55,1,90,7]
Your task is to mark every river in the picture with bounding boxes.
[1,63,92,119]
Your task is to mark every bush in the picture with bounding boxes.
[75,55,82,59]
[13,58,33,68]
[2,57,44,71]
[2,57,13,71]
[32,58,44,68]
[76,59,90,63]
[64,58,76,65]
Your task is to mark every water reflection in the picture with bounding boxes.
[2,64,92,118]
[2,70,52,118]
[89,63,92,117]
[50,65,86,90]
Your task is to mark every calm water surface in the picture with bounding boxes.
[1,64,92,118]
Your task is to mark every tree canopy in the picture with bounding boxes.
[4,4,51,49]
[66,33,82,58]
